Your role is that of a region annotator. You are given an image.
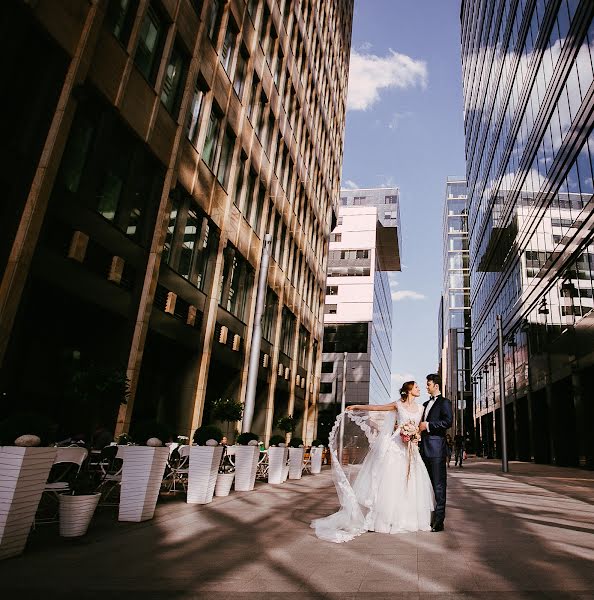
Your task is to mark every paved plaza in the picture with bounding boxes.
[1,459,593,599]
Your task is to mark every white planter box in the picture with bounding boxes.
[288,447,305,479]
[267,447,288,484]
[233,445,259,491]
[187,446,224,504]
[310,447,324,474]
[118,446,169,522]
[59,493,100,537]
[214,472,234,497]
[0,446,57,560]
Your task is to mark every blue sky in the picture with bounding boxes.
[341,1,467,397]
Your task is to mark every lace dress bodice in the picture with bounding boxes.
[395,402,423,427]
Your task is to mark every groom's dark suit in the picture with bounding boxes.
[420,395,453,527]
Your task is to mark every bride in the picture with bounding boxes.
[311,381,435,543]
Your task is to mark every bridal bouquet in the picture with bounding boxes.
[399,419,420,444]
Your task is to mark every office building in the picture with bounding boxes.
[0,0,354,444]
[461,0,594,466]
[438,177,473,444]
[318,188,401,437]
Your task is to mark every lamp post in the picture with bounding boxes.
[496,315,509,473]
[338,351,348,463]
[489,356,497,457]
[242,233,272,433]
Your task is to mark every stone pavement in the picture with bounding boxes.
[1,459,593,599]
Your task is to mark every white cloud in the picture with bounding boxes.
[358,41,373,51]
[347,49,428,111]
[391,372,415,388]
[342,179,359,190]
[391,290,426,301]
[378,174,398,188]
[388,111,412,130]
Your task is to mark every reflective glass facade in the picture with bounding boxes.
[462,0,594,466]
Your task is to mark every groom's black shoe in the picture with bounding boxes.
[431,520,444,532]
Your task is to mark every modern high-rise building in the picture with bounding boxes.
[438,177,473,445]
[0,0,354,445]
[461,0,594,467]
[317,188,401,438]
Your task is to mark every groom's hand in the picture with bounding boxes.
[419,421,428,432]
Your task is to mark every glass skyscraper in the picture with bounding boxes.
[461,0,594,466]
[439,178,473,445]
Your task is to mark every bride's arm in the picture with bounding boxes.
[346,402,397,412]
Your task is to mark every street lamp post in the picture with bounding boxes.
[496,315,509,473]
[338,351,348,463]
[242,233,272,433]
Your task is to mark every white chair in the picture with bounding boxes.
[44,447,89,496]
[302,448,312,475]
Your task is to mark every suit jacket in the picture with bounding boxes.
[420,395,453,459]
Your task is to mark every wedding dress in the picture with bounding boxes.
[311,404,435,543]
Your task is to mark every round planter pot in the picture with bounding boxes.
[214,472,235,497]
[0,446,57,560]
[59,493,101,538]
[233,445,259,491]
[310,447,324,474]
[267,446,289,484]
[288,447,305,479]
[187,446,224,504]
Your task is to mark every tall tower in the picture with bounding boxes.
[0,0,354,445]
[461,0,594,466]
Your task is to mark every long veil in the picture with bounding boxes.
[311,408,397,543]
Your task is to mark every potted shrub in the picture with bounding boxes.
[234,432,260,492]
[58,470,101,538]
[0,412,57,560]
[276,414,297,438]
[288,437,305,480]
[267,434,289,485]
[309,439,325,474]
[211,397,243,442]
[187,425,223,505]
[117,420,170,522]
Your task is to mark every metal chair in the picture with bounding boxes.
[163,444,190,493]
[256,449,269,480]
[97,445,125,505]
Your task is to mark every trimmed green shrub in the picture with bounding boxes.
[193,425,223,445]
[236,431,259,445]
[268,434,286,447]
[289,437,304,448]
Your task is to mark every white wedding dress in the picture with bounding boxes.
[311,403,435,543]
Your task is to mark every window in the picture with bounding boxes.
[323,322,368,353]
[135,3,166,84]
[337,216,343,225]
[319,382,333,394]
[384,195,398,204]
[353,196,366,205]
[220,22,237,74]
[321,361,334,373]
[330,233,341,242]
[324,304,337,315]
[202,105,222,170]
[356,250,369,259]
[106,0,138,46]
[326,285,338,295]
[208,0,224,42]
[186,75,208,148]
[161,43,188,117]
[216,128,235,188]
[233,48,248,98]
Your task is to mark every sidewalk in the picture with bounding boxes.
[1,459,593,598]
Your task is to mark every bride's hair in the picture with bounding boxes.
[399,381,415,399]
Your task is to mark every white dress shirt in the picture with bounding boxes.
[424,395,439,432]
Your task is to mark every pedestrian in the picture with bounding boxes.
[446,433,453,467]
[454,433,465,467]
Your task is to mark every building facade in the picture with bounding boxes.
[438,178,473,444]
[461,0,594,466]
[318,188,401,437]
[0,0,354,445]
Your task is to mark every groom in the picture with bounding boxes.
[419,373,453,532]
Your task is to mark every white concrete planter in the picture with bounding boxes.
[288,447,305,479]
[214,472,234,497]
[187,446,224,504]
[59,493,100,537]
[118,446,169,522]
[0,446,57,560]
[233,445,259,491]
[310,447,324,474]
[267,446,289,484]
